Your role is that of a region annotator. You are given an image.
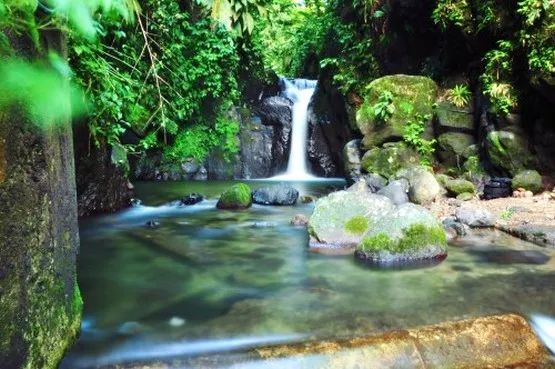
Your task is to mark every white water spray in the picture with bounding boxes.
[273,78,317,180]
[530,314,555,355]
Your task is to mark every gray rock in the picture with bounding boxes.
[378,179,409,205]
[252,185,299,206]
[396,166,441,205]
[291,214,309,226]
[455,208,496,228]
[343,139,362,184]
[181,157,200,176]
[363,173,388,193]
[497,224,555,249]
[308,185,394,248]
[355,203,448,264]
[145,220,160,228]
[442,217,467,239]
[193,165,208,181]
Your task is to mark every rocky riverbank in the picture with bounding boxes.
[426,192,555,248]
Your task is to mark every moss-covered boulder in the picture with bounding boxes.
[512,170,543,194]
[437,132,476,165]
[355,204,447,265]
[308,183,394,250]
[445,179,476,196]
[216,183,253,210]
[361,142,420,179]
[486,131,534,176]
[457,192,474,201]
[435,101,474,132]
[396,166,441,205]
[356,75,438,150]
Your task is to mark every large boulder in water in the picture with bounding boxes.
[356,75,438,150]
[308,183,394,250]
[253,185,299,205]
[355,204,447,265]
[217,184,253,210]
[395,166,441,205]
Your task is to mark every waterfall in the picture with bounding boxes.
[274,77,317,180]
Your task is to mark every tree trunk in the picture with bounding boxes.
[0,29,82,369]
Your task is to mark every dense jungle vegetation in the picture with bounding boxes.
[0,0,553,168]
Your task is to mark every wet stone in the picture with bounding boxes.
[145,220,161,228]
[469,249,551,265]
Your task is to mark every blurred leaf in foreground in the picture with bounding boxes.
[0,57,87,126]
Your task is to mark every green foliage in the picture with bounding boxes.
[403,113,436,166]
[255,0,330,76]
[344,216,369,236]
[447,84,472,108]
[70,1,242,162]
[0,57,86,125]
[432,0,472,32]
[164,118,239,162]
[500,208,515,220]
[371,90,395,123]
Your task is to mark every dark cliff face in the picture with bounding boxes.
[307,79,352,178]
[0,30,82,369]
[73,122,133,218]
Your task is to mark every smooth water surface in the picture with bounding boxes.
[62,180,555,368]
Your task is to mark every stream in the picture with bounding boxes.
[61,179,555,368]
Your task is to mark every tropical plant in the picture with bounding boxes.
[403,113,436,167]
[447,84,472,108]
[372,90,395,123]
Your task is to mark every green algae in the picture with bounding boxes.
[344,216,369,235]
[360,223,447,254]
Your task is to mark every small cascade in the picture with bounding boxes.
[273,77,317,180]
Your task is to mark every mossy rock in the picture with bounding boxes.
[445,179,475,196]
[356,75,438,149]
[436,101,474,132]
[457,192,474,201]
[512,170,543,194]
[435,174,452,187]
[308,184,394,248]
[355,203,447,264]
[437,132,476,165]
[361,142,420,179]
[486,131,534,176]
[216,183,253,210]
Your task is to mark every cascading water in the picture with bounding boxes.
[273,78,317,180]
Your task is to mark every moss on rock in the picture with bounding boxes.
[486,131,534,176]
[344,216,369,235]
[512,170,543,194]
[217,183,253,210]
[356,75,438,150]
[445,179,476,195]
[361,142,420,179]
[356,203,447,263]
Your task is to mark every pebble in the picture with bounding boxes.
[169,317,186,327]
